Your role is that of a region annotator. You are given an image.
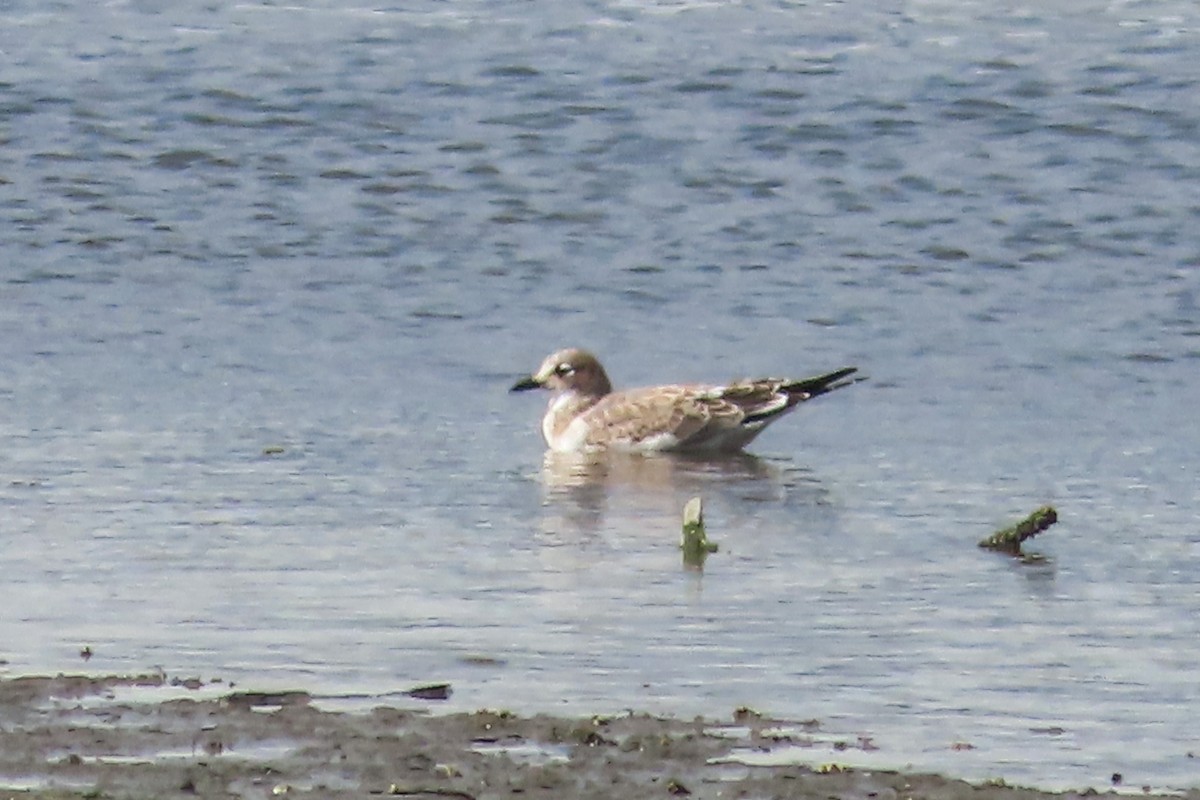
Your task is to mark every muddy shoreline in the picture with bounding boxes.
[0,673,1192,800]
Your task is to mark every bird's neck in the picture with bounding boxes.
[549,388,604,418]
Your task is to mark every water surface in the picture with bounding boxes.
[2,0,1199,790]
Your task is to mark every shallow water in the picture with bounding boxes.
[2,0,1199,791]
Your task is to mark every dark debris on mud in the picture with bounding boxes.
[0,673,1192,800]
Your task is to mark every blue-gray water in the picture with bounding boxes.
[2,0,1198,791]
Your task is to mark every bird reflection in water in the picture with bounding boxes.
[534,449,829,541]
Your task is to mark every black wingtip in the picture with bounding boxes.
[822,366,859,385]
[786,367,863,398]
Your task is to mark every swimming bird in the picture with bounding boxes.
[510,348,859,454]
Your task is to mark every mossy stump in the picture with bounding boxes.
[681,496,718,567]
[978,506,1058,554]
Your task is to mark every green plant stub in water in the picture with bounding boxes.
[978,506,1058,553]
[681,496,718,566]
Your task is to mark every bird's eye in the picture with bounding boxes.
[555,363,575,376]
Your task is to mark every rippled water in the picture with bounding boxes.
[2,0,1199,791]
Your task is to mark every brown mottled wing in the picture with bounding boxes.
[579,386,734,447]
[714,380,791,421]
[726,368,859,421]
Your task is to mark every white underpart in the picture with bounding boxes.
[547,415,592,452]
[544,392,591,452]
[631,431,685,452]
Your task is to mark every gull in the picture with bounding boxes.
[510,348,860,454]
